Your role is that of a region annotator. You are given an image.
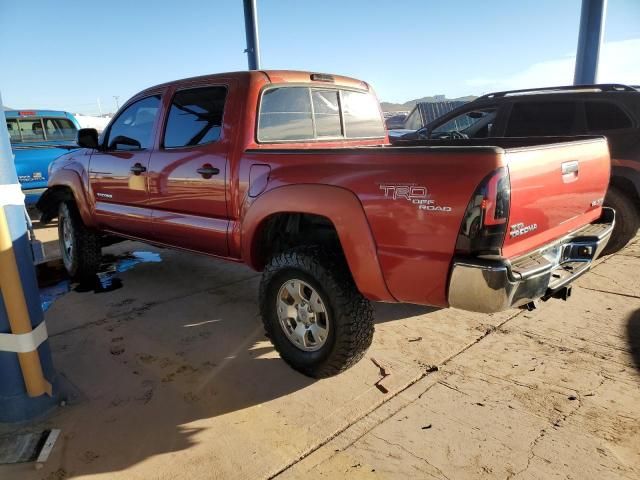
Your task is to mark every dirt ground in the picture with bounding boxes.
[1,220,638,480]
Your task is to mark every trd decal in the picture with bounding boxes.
[509,222,538,238]
[379,183,452,212]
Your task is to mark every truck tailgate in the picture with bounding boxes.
[502,138,611,258]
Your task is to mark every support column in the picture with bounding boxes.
[574,0,607,85]
[0,92,57,422]
[243,0,261,70]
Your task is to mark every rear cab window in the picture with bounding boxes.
[6,116,78,144]
[257,86,385,142]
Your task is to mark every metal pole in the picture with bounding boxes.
[574,0,607,85]
[0,91,57,422]
[243,0,261,70]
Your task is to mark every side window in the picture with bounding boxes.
[585,101,632,131]
[258,87,313,141]
[341,90,386,138]
[311,89,341,137]
[432,108,497,138]
[505,102,577,136]
[404,108,422,130]
[106,95,161,151]
[164,86,227,148]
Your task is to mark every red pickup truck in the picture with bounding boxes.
[38,70,614,377]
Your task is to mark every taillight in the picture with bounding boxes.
[455,167,510,255]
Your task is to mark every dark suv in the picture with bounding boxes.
[393,84,640,254]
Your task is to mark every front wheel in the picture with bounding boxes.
[58,201,102,280]
[259,247,374,378]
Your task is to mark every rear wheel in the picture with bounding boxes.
[259,247,374,378]
[602,186,640,255]
[58,201,102,280]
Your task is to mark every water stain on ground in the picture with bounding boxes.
[37,251,162,312]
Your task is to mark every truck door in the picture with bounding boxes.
[88,94,162,237]
[147,84,231,256]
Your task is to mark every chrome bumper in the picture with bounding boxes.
[448,208,615,313]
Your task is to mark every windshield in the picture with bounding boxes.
[6,117,78,143]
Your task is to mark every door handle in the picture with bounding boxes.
[130,163,147,175]
[197,164,220,179]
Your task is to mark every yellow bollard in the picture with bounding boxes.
[0,206,51,397]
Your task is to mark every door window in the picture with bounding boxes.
[432,108,497,138]
[106,95,161,150]
[164,86,227,148]
[505,101,577,136]
[585,101,633,131]
[404,108,422,130]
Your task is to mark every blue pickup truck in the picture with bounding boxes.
[5,110,79,205]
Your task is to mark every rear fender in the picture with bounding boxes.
[241,184,396,302]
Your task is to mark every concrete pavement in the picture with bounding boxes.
[0,221,638,480]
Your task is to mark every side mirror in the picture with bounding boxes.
[416,128,431,140]
[77,128,100,149]
[109,135,141,151]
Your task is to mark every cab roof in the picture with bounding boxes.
[5,109,74,118]
[139,70,371,95]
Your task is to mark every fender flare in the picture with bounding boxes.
[241,184,396,302]
[37,169,94,227]
[611,165,640,202]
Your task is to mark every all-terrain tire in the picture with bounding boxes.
[602,186,640,255]
[259,246,374,378]
[58,201,102,280]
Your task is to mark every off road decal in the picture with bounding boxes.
[379,183,452,212]
[509,222,538,238]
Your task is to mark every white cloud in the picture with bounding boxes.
[466,38,640,93]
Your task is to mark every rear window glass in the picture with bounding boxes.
[43,118,77,141]
[585,101,632,131]
[164,86,227,148]
[6,119,20,142]
[505,102,577,136]
[259,87,314,141]
[6,117,78,143]
[341,90,385,138]
[258,86,384,142]
[312,89,341,137]
[14,118,45,142]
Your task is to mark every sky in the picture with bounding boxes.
[0,0,638,114]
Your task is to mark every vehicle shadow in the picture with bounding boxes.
[627,309,640,373]
[375,302,440,323]
[18,243,445,480]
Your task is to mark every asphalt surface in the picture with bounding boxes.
[1,221,638,480]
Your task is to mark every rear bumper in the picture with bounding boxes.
[448,207,615,313]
